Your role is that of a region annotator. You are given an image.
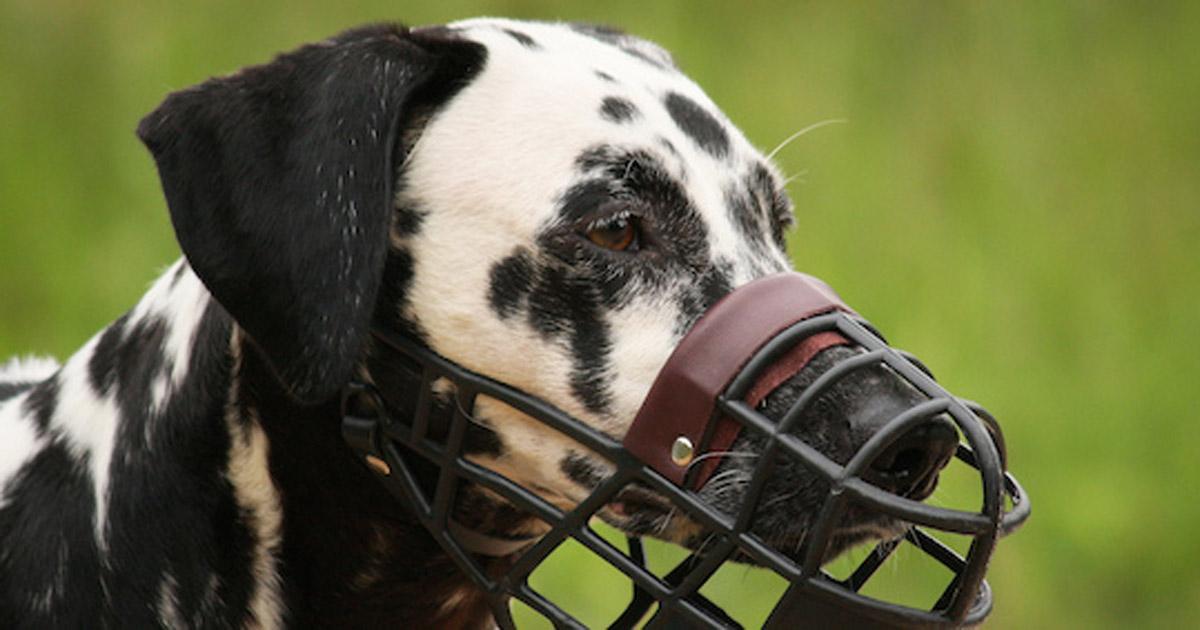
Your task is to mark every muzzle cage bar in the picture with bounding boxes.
[342,310,1028,629]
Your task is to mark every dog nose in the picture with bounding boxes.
[864,416,958,500]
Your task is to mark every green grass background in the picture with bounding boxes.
[1,1,1196,627]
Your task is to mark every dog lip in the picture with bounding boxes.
[607,484,673,519]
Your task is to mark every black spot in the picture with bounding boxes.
[623,46,669,69]
[700,261,735,307]
[21,375,60,432]
[561,451,609,488]
[594,70,616,82]
[664,92,730,159]
[464,421,505,459]
[748,162,794,248]
[599,96,639,123]
[575,145,615,173]
[527,264,613,414]
[569,22,673,69]
[677,260,734,335]
[488,249,536,319]
[557,178,614,225]
[569,22,628,44]
[725,185,769,255]
[170,262,188,287]
[393,204,425,238]
[375,248,423,340]
[0,380,36,403]
[657,136,679,157]
[502,28,539,49]
[113,316,170,419]
[86,311,170,425]
[88,313,129,395]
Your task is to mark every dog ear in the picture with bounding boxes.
[138,25,482,403]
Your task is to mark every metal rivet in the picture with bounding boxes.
[671,436,695,467]
[365,454,391,476]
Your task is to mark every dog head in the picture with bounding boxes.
[139,19,957,564]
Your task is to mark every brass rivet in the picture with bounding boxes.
[365,454,391,476]
[671,436,695,467]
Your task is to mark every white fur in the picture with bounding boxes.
[48,332,123,550]
[147,265,210,417]
[157,572,184,628]
[0,355,60,383]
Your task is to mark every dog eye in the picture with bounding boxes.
[585,214,641,252]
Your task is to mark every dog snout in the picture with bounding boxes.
[862,416,958,500]
[833,357,959,500]
[766,346,960,499]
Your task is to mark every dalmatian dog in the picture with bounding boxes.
[0,18,954,628]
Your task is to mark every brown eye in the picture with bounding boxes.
[585,215,640,252]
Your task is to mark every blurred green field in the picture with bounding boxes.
[2,1,1197,627]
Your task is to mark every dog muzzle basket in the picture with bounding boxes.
[342,273,1030,629]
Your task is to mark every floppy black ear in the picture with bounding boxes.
[138,24,481,403]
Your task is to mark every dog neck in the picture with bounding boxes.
[236,320,508,627]
[1,259,511,626]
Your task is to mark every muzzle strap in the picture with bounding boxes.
[623,273,855,489]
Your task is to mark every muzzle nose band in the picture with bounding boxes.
[623,273,855,489]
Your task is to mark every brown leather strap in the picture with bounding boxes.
[623,273,855,489]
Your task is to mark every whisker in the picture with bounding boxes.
[757,486,803,512]
[765,118,848,161]
[655,507,677,537]
[685,450,759,472]
[781,170,808,187]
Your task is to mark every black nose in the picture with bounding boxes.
[865,417,958,500]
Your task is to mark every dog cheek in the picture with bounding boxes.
[602,301,681,434]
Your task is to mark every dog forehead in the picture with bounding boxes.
[402,19,766,240]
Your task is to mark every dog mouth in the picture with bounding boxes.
[601,484,682,538]
[596,480,915,568]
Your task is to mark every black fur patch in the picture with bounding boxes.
[101,301,257,627]
[527,264,613,414]
[748,162,793,248]
[375,248,423,340]
[556,178,613,225]
[170,262,188,287]
[502,28,539,49]
[560,451,609,488]
[86,310,173,425]
[0,381,36,404]
[599,96,639,123]
[594,70,616,82]
[115,316,169,416]
[657,136,679,157]
[502,145,734,414]
[393,204,426,239]
[676,259,735,335]
[664,92,730,159]
[21,374,60,432]
[88,313,129,395]
[0,442,103,628]
[568,22,672,69]
[725,185,770,256]
[488,248,536,319]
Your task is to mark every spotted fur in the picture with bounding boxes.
[2,18,931,627]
